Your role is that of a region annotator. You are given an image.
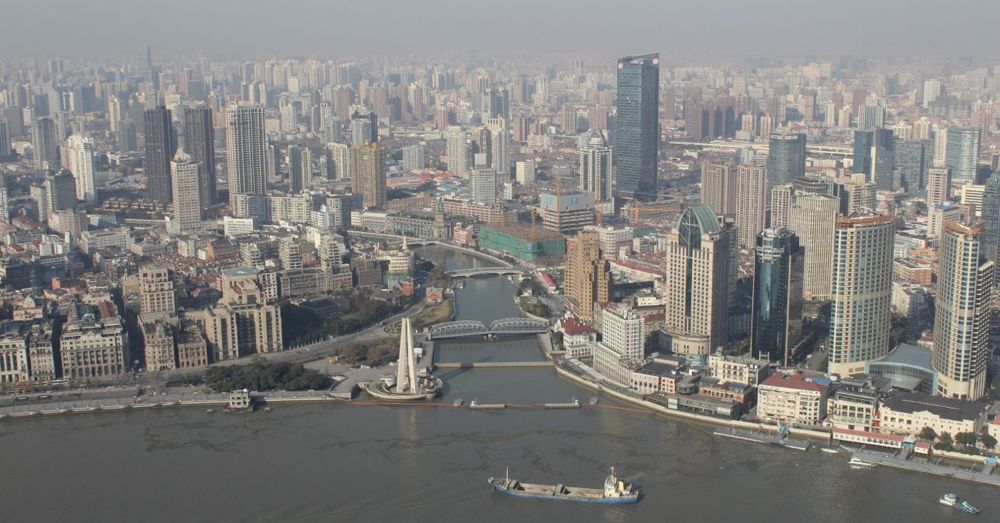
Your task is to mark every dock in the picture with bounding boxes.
[849,448,1000,487]
[713,426,813,451]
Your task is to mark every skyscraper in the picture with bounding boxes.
[486,117,510,178]
[700,161,736,216]
[401,144,424,172]
[169,150,202,234]
[769,183,794,229]
[579,134,613,201]
[766,133,806,189]
[871,128,896,191]
[563,230,612,323]
[144,106,176,203]
[45,170,76,215]
[896,139,933,193]
[735,164,767,251]
[827,213,895,376]
[662,205,731,358]
[350,142,386,208]
[614,53,659,199]
[750,229,803,365]
[350,110,377,145]
[932,221,993,400]
[470,166,497,205]
[183,105,215,205]
[0,119,11,159]
[926,167,951,208]
[446,126,469,178]
[326,142,350,180]
[65,134,95,203]
[787,194,840,300]
[226,104,268,209]
[288,145,312,193]
[945,127,980,184]
[982,171,1000,284]
[32,116,59,171]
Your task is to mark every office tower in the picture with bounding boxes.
[614,53,659,199]
[700,161,736,216]
[960,183,986,217]
[349,142,387,208]
[225,104,267,209]
[945,127,980,183]
[932,221,993,400]
[350,110,377,145]
[928,202,962,242]
[32,117,59,171]
[470,166,497,205]
[856,100,885,131]
[769,183,793,229]
[401,144,424,172]
[139,266,176,314]
[170,150,202,234]
[750,229,803,365]
[118,118,138,152]
[896,140,933,193]
[326,142,350,180]
[735,164,767,251]
[579,134,612,201]
[926,167,951,208]
[446,126,469,178]
[65,134,96,203]
[564,230,612,322]
[662,205,731,358]
[766,133,806,189]
[486,117,511,177]
[922,79,941,108]
[279,238,303,270]
[31,184,48,223]
[852,130,874,175]
[0,119,10,158]
[515,160,536,185]
[983,172,1000,285]
[787,194,839,300]
[827,213,895,376]
[871,128,896,191]
[144,106,176,203]
[183,106,215,205]
[288,145,312,192]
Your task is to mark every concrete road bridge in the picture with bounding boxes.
[447,267,524,278]
[428,318,548,340]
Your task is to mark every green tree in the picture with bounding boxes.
[934,432,954,451]
[981,433,997,450]
[917,426,937,441]
[955,432,978,447]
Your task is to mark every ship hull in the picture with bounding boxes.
[489,481,640,505]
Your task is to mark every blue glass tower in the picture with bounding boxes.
[614,53,659,200]
[750,229,803,365]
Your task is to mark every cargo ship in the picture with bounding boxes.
[488,467,640,505]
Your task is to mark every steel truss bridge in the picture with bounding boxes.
[428,318,548,339]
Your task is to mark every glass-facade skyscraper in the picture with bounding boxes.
[945,127,980,183]
[614,53,659,200]
[766,132,806,189]
[750,228,803,365]
[982,171,1000,285]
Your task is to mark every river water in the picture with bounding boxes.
[0,246,996,522]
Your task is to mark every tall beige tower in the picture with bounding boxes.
[769,183,794,229]
[563,230,612,323]
[350,142,387,208]
[225,104,268,208]
[787,194,840,299]
[827,213,895,376]
[932,221,993,400]
[701,161,736,216]
[735,164,767,251]
[139,266,176,314]
[663,206,731,358]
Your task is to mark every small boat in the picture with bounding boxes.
[589,397,599,406]
[848,456,877,468]
[205,409,215,414]
[940,493,981,514]
[821,447,839,454]
[453,399,464,407]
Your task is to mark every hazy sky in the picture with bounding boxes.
[1,0,995,61]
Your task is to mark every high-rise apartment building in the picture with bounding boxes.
[350,142,387,208]
[788,194,840,300]
[326,142,350,181]
[579,135,612,201]
[662,206,731,358]
[828,213,895,376]
[401,144,424,172]
[735,164,767,251]
[926,167,951,208]
[769,183,794,229]
[750,229,803,365]
[65,134,95,203]
[144,106,176,203]
[563,230,612,323]
[170,150,203,234]
[470,166,497,205]
[446,126,469,178]
[226,104,268,209]
[516,160,536,185]
[614,53,659,199]
[932,221,992,400]
[700,161,736,216]
[486,117,510,178]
